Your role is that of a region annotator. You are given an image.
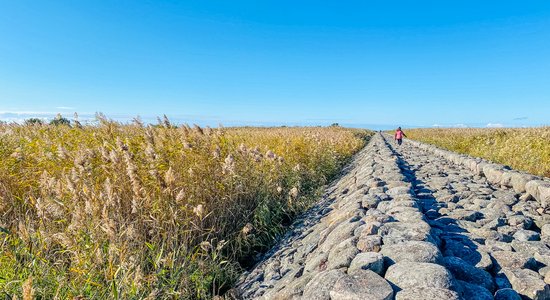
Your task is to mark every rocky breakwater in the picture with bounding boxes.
[232,134,460,299]
[388,135,550,300]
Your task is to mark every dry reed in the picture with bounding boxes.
[405,127,550,177]
[0,117,370,299]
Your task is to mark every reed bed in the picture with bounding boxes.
[405,127,550,177]
[0,116,370,299]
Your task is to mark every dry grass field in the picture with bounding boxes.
[0,116,370,299]
[405,127,550,177]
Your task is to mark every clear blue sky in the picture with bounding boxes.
[1,1,549,128]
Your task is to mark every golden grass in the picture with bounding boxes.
[0,116,371,299]
[405,127,550,177]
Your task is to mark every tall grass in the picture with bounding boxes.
[405,127,550,177]
[0,116,370,299]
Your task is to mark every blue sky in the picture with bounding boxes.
[1,1,549,128]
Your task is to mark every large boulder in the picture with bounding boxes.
[327,237,359,270]
[318,220,362,253]
[329,269,393,300]
[302,269,346,299]
[357,235,382,252]
[381,241,442,265]
[526,180,550,208]
[395,287,460,300]
[513,229,540,241]
[380,221,436,245]
[348,252,384,275]
[500,268,550,300]
[511,240,550,258]
[510,173,537,193]
[491,250,537,270]
[384,262,454,291]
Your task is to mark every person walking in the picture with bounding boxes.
[394,127,407,145]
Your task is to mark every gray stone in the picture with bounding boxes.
[387,186,412,197]
[302,269,346,299]
[450,209,483,222]
[381,241,442,265]
[357,235,382,252]
[327,238,359,270]
[501,268,550,300]
[329,269,393,300]
[483,164,506,184]
[511,240,550,258]
[508,215,533,229]
[318,220,362,253]
[513,229,540,241]
[395,287,460,300]
[541,224,550,238]
[469,227,509,242]
[348,252,384,275]
[384,262,454,291]
[510,173,536,193]
[304,252,329,273]
[484,240,513,252]
[491,250,537,270]
[526,180,550,207]
[442,256,495,292]
[380,221,435,245]
[362,195,382,209]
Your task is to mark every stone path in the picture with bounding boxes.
[232,133,550,300]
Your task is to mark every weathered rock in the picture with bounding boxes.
[380,221,435,245]
[541,224,550,238]
[362,195,382,209]
[510,173,536,193]
[357,234,383,253]
[381,241,442,265]
[491,250,537,270]
[302,269,346,299]
[513,229,540,241]
[442,256,495,292]
[327,238,359,270]
[526,180,550,208]
[304,252,328,273]
[348,252,384,275]
[508,215,533,229]
[450,209,483,222]
[329,269,393,300]
[395,287,460,300]
[511,240,550,258]
[384,262,454,291]
[386,186,412,197]
[501,268,550,300]
[484,240,513,252]
[318,220,362,253]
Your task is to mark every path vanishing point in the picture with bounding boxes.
[231,133,550,300]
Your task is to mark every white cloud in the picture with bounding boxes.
[453,124,467,128]
[486,123,504,128]
[56,106,75,110]
[0,111,56,115]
